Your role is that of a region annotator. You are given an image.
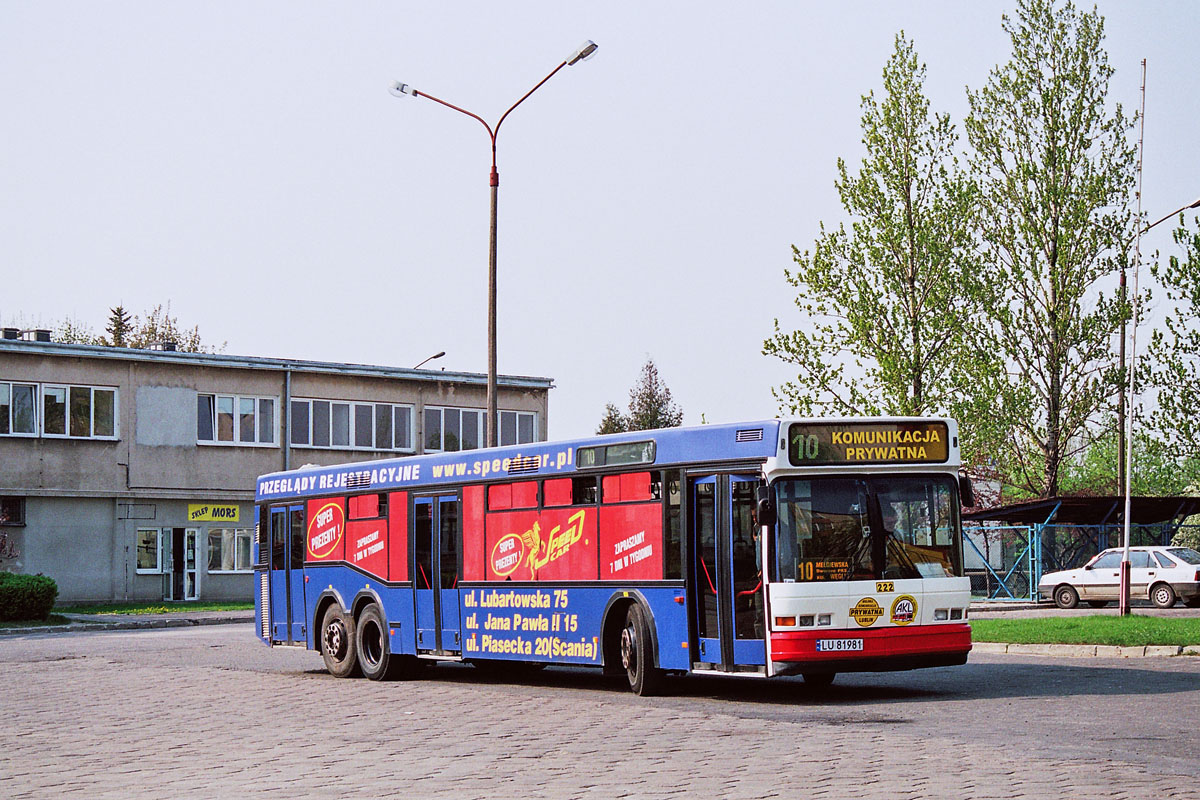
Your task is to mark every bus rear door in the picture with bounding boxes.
[690,474,766,672]
[267,504,307,644]
[413,494,461,655]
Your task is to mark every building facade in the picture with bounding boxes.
[0,335,551,604]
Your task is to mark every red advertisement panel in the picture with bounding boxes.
[347,518,387,578]
[387,492,408,582]
[306,498,345,562]
[462,485,486,581]
[484,507,598,582]
[599,503,664,581]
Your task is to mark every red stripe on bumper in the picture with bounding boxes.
[771,623,972,662]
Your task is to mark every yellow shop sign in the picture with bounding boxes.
[188,504,240,523]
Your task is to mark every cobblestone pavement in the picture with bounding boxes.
[2,625,1199,799]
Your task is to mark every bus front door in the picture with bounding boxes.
[690,475,766,671]
[267,504,307,644]
[413,495,461,655]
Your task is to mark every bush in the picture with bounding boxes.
[0,573,59,621]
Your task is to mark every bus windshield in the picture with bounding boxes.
[771,475,962,582]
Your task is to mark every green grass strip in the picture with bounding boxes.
[56,601,253,616]
[972,615,1200,647]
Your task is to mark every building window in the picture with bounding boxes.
[33,383,119,440]
[136,529,161,573]
[290,398,414,452]
[424,406,485,452]
[197,394,276,446]
[0,497,25,526]
[501,410,537,446]
[0,382,38,436]
[207,528,252,573]
[424,407,537,452]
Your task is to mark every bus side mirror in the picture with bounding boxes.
[756,486,776,526]
[959,474,975,508]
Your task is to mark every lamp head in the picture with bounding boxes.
[389,81,416,98]
[566,40,598,66]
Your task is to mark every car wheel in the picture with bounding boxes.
[1086,600,1108,608]
[619,604,664,697]
[1053,584,1079,609]
[321,605,360,678]
[1150,583,1177,609]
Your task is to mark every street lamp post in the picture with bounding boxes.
[391,40,597,447]
[1118,193,1200,615]
[413,351,446,370]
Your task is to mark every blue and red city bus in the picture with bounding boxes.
[254,417,973,694]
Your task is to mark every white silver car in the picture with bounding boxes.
[1038,546,1200,609]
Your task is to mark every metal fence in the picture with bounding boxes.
[963,522,1200,601]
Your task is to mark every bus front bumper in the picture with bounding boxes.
[770,623,972,673]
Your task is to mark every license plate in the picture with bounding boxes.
[816,638,863,652]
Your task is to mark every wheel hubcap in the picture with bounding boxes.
[325,622,345,659]
[620,626,635,671]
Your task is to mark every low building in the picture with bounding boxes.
[0,332,552,604]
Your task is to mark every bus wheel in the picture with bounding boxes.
[620,604,664,697]
[803,672,835,688]
[357,604,416,681]
[321,605,360,678]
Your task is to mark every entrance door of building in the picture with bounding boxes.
[413,494,461,655]
[160,528,200,601]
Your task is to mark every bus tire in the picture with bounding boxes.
[356,604,417,681]
[802,672,835,688]
[321,605,360,679]
[620,603,664,697]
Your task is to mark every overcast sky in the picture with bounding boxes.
[3,1,1198,440]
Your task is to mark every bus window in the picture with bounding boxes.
[602,472,655,504]
[440,498,459,589]
[731,480,761,639]
[349,493,386,520]
[773,478,871,581]
[572,476,597,505]
[415,502,434,589]
[874,477,960,579]
[695,482,718,638]
[664,471,682,579]
[544,478,573,507]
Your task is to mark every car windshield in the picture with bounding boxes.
[1167,547,1200,566]
[772,475,962,582]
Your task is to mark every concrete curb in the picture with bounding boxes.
[973,641,1200,658]
[0,615,252,637]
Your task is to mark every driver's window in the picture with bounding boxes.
[1091,552,1121,569]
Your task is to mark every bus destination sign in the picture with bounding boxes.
[787,421,950,466]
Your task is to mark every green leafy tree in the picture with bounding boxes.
[764,34,979,429]
[49,303,221,353]
[964,0,1137,499]
[596,358,683,434]
[596,403,628,435]
[1058,418,1197,497]
[1149,215,1200,463]
[52,316,101,345]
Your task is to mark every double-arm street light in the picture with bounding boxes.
[390,39,597,447]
